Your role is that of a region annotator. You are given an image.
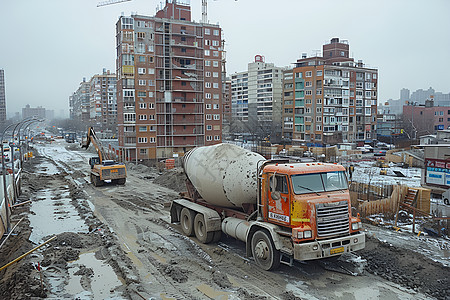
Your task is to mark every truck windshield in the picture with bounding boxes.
[291,171,348,194]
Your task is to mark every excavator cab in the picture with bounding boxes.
[89,157,100,169]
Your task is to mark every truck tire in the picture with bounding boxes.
[444,198,449,205]
[251,230,280,271]
[180,208,195,237]
[194,213,214,244]
[212,230,222,243]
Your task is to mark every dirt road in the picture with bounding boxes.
[0,140,449,299]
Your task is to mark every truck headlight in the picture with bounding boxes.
[304,230,312,238]
[297,231,304,239]
[352,222,362,230]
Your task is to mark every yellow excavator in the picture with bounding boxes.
[81,127,127,186]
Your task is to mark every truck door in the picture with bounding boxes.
[267,174,291,226]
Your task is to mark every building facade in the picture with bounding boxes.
[231,55,284,142]
[69,78,90,122]
[0,69,6,127]
[89,69,117,132]
[22,104,46,119]
[283,38,378,146]
[115,0,224,161]
[403,101,450,137]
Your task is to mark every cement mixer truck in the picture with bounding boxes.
[170,143,364,270]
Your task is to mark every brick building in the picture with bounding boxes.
[89,69,117,133]
[116,0,224,161]
[283,38,378,146]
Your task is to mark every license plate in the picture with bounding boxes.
[111,169,118,173]
[330,246,344,255]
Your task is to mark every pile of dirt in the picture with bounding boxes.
[153,168,187,192]
[360,235,450,300]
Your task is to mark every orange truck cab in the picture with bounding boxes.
[259,162,364,262]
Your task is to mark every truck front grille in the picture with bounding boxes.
[316,201,349,237]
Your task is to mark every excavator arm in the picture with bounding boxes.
[81,127,108,164]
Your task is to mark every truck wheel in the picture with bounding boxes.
[444,198,449,205]
[194,213,214,244]
[212,230,222,243]
[180,208,195,236]
[251,230,280,271]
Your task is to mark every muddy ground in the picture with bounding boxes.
[0,140,449,299]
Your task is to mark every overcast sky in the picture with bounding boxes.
[1,0,449,118]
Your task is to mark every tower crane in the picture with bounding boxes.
[97,0,235,24]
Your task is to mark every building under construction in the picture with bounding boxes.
[115,0,225,161]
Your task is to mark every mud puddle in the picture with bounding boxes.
[35,161,60,175]
[29,187,88,243]
[66,251,124,299]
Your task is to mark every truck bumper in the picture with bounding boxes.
[293,232,365,261]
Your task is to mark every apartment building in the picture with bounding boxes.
[69,78,90,123]
[231,55,284,141]
[116,0,224,161]
[0,69,6,126]
[89,69,117,132]
[283,38,378,145]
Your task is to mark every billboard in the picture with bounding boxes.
[425,159,450,187]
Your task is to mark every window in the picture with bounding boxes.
[139,126,147,132]
[138,137,147,143]
[213,51,219,57]
[440,111,444,115]
[148,103,154,109]
[139,148,147,155]
[137,32,145,39]
[139,103,147,109]
[317,98,322,104]
[213,82,219,89]
[213,72,219,77]
[204,50,210,56]
[138,91,146,97]
[316,89,322,95]
[205,60,211,66]
[139,114,147,120]
[148,114,155,120]
[213,29,219,36]
[205,28,210,35]
[305,71,312,77]
[317,70,323,76]
[149,125,155,131]
[206,104,211,109]
[213,104,219,109]
[205,39,210,46]
[212,40,219,46]
[148,68,155,74]
[205,82,211,88]
[213,61,219,67]
[139,56,145,63]
[205,71,211,77]
[213,114,220,120]
[213,94,219,99]
[305,90,312,95]
[205,93,211,99]
[206,136,212,141]
[214,135,220,141]
[295,72,302,78]
[439,118,444,122]
[316,107,322,113]
[316,116,322,122]
[206,125,212,130]
[138,80,146,86]
[148,80,155,86]
[316,125,322,131]
[206,114,212,120]
[305,81,312,87]
[138,68,146,74]
[124,113,136,122]
[149,137,156,143]
[341,51,345,56]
